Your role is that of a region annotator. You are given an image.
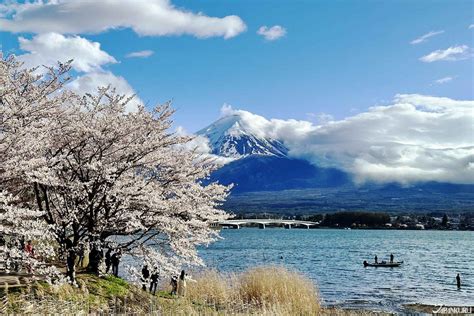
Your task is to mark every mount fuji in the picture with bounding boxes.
[196,114,474,214]
[197,114,288,159]
[197,113,351,193]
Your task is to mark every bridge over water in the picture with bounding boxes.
[215,219,319,229]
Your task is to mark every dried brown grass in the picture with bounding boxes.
[185,266,320,315]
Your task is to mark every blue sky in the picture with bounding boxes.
[0,0,473,131]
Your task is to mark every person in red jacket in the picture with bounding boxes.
[24,240,34,256]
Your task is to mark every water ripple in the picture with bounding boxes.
[198,229,474,313]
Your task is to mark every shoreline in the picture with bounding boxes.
[2,271,469,315]
[220,226,473,231]
[0,268,394,315]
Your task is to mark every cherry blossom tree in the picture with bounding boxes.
[1,54,73,280]
[1,55,230,282]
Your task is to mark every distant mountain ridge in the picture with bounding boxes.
[209,155,350,193]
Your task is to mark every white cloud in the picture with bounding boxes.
[17,33,116,72]
[469,24,474,29]
[0,0,246,39]
[434,76,454,85]
[420,45,471,62]
[257,25,286,41]
[15,32,143,112]
[410,30,444,45]
[126,50,154,58]
[216,95,474,185]
[67,72,143,112]
[175,126,235,165]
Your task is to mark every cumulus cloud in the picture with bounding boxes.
[257,25,286,41]
[434,76,454,85]
[15,32,143,111]
[175,126,235,165]
[420,45,471,62]
[67,72,143,111]
[17,32,116,72]
[215,95,474,185]
[0,0,246,39]
[410,30,444,45]
[126,50,154,58]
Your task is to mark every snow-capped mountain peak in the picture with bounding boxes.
[197,114,288,159]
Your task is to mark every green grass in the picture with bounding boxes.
[157,289,175,299]
[95,275,129,296]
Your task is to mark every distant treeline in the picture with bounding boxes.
[234,211,391,227]
[319,211,390,227]
[233,211,474,230]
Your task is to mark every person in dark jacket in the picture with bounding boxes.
[111,249,122,277]
[390,253,394,263]
[141,265,150,291]
[374,255,378,263]
[150,268,159,294]
[105,248,112,273]
[456,274,461,289]
[65,239,75,283]
[170,275,178,295]
[88,244,103,274]
[77,243,85,268]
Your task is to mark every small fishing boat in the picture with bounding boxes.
[363,260,403,267]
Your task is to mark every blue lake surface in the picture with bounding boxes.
[197,228,473,312]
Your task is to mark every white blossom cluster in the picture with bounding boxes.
[0,54,230,282]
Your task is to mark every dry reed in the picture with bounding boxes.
[185,266,320,315]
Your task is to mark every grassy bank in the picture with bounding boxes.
[0,266,387,315]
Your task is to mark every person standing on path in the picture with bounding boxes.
[77,243,85,268]
[170,275,178,295]
[150,268,159,295]
[177,270,187,297]
[105,248,112,273]
[111,249,122,277]
[141,265,150,291]
[177,270,196,297]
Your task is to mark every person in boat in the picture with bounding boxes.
[374,255,378,263]
[390,253,394,263]
[363,260,368,267]
[456,274,461,289]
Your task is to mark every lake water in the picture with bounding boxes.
[197,228,473,313]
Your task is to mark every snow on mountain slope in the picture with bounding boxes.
[197,114,288,158]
